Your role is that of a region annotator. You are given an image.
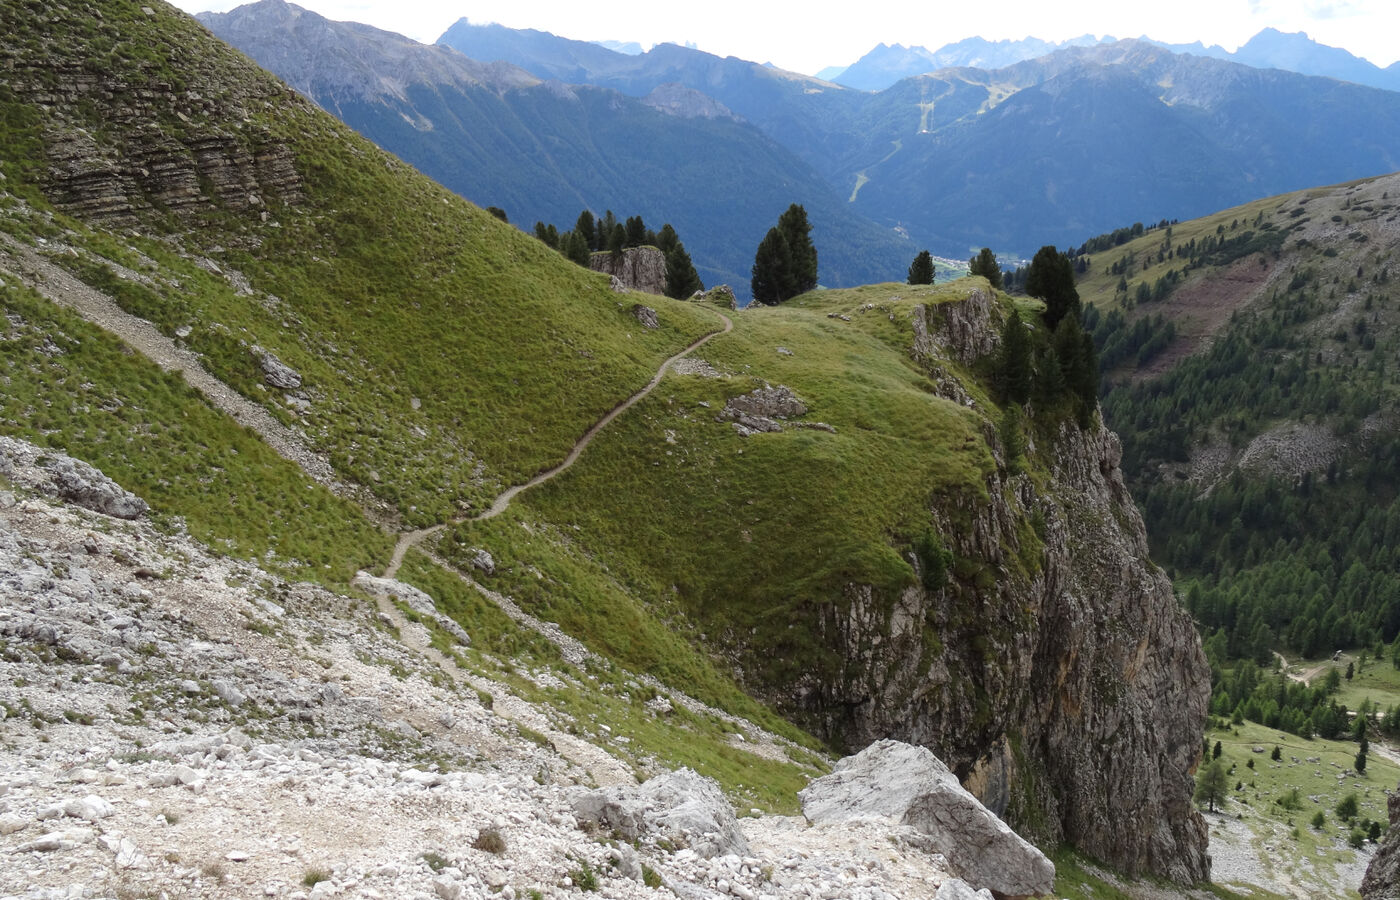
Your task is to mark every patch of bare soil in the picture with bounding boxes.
[1132,252,1279,380]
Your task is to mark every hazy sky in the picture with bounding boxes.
[178,0,1400,75]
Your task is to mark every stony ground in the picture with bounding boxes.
[0,443,970,900]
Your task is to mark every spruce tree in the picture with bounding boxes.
[908,250,935,285]
[574,210,597,251]
[998,310,1032,405]
[665,243,703,299]
[1025,245,1080,329]
[597,210,618,251]
[486,206,508,223]
[969,247,1003,289]
[655,224,680,254]
[563,229,591,267]
[777,204,817,294]
[608,223,626,258]
[624,215,647,248]
[751,227,795,305]
[533,222,559,249]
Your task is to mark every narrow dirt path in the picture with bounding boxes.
[383,309,733,578]
[0,235,350,499]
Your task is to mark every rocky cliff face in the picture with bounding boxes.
[1363,789,1400,899]
[589,247,667,295]
[0,9,305,227]
[782,294,1211,882]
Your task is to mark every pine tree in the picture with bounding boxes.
[533,222,559,249]
[969,247,1003,289]
[1025,245,1080,329]
[665,243,703,299]
[999,404,1025,473]
[998,310,1032,405]
[777,204,817,294]
[486,206,508,223]
[655,224,680,254]
[597,210,618,251]
[908,250,935,285]
[1194,758,1229,812]
[751,227,795,305]
[574,210,597,251]
[563,229,591,266]
[608,223,626,258]
[624,215,647,248]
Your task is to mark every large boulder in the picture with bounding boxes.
[572,768,749,859]
[799,740,1054,898]
[0,436,148,519]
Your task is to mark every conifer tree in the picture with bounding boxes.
[1194,758,1229,812]
[608,223,626,258]
[563,229,591,266]
[655,224,680,254]
[1025,245,1080,329]
[751,227,795,305]
[624,215,647,248]
[486,206,508,223]
[597,210,618,251]
[908,250,934,285]
[998,310,1032,405]
[777,204,817,294]
[533,222,559,249]
[969,247,1003,289]
[574,210,597,251]
[665,243,703,299]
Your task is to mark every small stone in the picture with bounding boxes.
[226,849,252,861]
[64,794,115,821]
[180,679,202,695]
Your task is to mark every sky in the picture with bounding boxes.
[176,0,1400,75]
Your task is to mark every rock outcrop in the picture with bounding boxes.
[571,768,750,859]
[0,437,148,520]
[1362,788,1400,898]
[589,247,667,296]
[777,291,1212,883]
[801,740,1055,898]
[716,384,808,436]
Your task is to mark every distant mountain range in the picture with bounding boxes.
[825,28,1400,93]
[200,1,913,296]
[202,4,1400,271]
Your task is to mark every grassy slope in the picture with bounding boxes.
[0,0,831,805]
[0,0,719,528]
[1204,716,1393,898]
[436,280,1015,736]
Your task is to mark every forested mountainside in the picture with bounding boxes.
[438,21,1400,259]
[1077,173,1400,736]
[202,0,913,298]
[0,0,1209,883]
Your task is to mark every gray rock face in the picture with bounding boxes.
[1362,788,1400,898]
[717,384,807,437]
[572,768,749,859]
[589,247,667,296]
[0,437,148,520]
[801,740,1053,898]
[631,304,660,329]
[256,348,303,390]
[768,289,1211,883]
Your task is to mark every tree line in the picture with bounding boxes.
[532,209,703,299]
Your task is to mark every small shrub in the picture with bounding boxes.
[201,861,226,882]
[1312,811,1326,830]
[472,827,506,855]
[1338,793,1360,822]
[1350,828,1368,849]
[570,860,599,892]
[641,864,662,888]
[420,851,448,872]
[302,868,331,887]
